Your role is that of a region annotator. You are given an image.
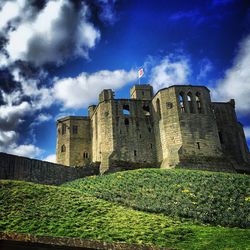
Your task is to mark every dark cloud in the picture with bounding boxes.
[25,2,85,66]
[29,0,47,10]
[0,0,100,67]
[0,69,20,94]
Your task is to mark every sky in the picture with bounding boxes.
[0,0,250,162]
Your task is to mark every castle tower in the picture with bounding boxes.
[130,84,153,100]
[56,116,91,166]
[212,100,250,166]
[91,89,115,173]
[152,85,223,168]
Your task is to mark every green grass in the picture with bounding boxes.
[63,168,250,228]
[1,168,250,249]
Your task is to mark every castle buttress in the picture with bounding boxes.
[56,84,250,173]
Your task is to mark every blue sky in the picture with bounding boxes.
[0,0,249,162]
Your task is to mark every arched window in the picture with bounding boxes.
[196,92,202,113]
[83,152,89,159]
[156,98,161,119]
[179,92,185,112]
[124,118,129,125]
[122,104,130,115]
[61,144,66,152]
[187,92,194,113]
[142,105,150,116]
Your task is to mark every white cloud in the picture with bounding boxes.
[0,1,22,30]
[9,144,43,158]
[36,113,52,123]
[0,0,100,67]
[43,154,56,163]
[0,130,17,146]
[213,35,250,114]
[21,80,54,109]
[0,98,31,130]
[149,55,191,91]
[30,113,53,128]
[197,58,213,80]
[53,69,137,109]
[0,131,42,158]
[0,53,8,68]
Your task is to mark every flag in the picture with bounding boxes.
[138,68,144,78]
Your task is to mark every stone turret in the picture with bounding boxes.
[56,116,91,166]
[99,89,114,102]
[130,84,153,100]
[152,85,223,168]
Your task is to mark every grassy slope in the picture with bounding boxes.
[0,181,249,250]
[0,169,249,249]
[63,169,250,228]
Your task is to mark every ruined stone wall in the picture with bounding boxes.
[152,87,183,168]
[175,86,223,164]
[69,117,91,166]
[212,101,249,165]
[91,100,114,173]
[152,86,224,168]
[0,153,99,185]
[91,86,157,173]
[56,117,91,166]
[56,118,71,166]
[109,99,157,169]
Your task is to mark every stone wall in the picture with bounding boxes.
[56,116,91,166]
[91,87,158,174]
[212,101,250,165]
[110,99,157,167]
[0,153,99,185]
[56,117,71,166]
[152,87,183,168]
[0,232,166,250]
[152,85,225,168]
[91,100,115,173]
[175,86,223,162]
[69,117,91,166]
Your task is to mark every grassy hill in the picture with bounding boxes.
[0,169,250,249]
[63,168,250,228]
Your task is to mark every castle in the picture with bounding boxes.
[56,84,250,174]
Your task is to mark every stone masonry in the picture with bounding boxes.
[56,84,250,174]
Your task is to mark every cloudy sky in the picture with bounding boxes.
[0,0,249,162]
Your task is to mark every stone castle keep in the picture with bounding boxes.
[56,84,250,174]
